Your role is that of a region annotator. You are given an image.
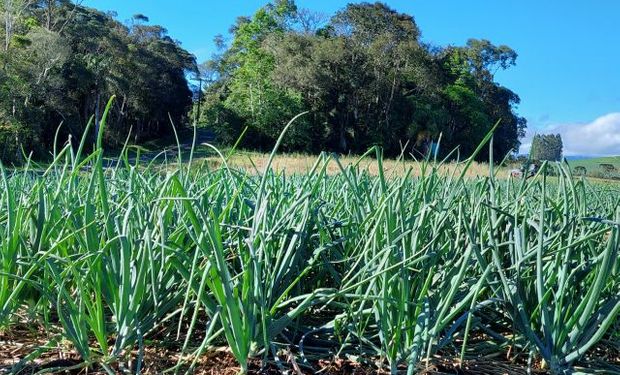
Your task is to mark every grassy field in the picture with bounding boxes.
[132,127,499,179]
[195,149,494,178]
[1,123,619,374]
[568,156,620,178]
[134,127,620,181]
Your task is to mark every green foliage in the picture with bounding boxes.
[0,127,618,374]
[599,163,618,179]
[215,0,310,151]
[530,133,563,161]
[573,165,587,176]
[567,156,620,180]
[443,83,490,155]
[600,163,617,173]
[202,1,526,160]
[0,116,37,163]
[0,1,196,163]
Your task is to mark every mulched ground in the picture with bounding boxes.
[1,323,618,374]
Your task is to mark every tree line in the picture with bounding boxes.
[0,0,196,163]
[1,0,528,164]
[197,0,527,160]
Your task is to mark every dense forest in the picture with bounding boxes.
[0,0,527,163]
[0,0,196,163]
[198,0,527,159]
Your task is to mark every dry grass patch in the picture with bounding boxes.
[197,151,496,178]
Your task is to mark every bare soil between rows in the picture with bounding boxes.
[1,325,618,374]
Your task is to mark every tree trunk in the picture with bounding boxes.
[94,92,101,144]
[338,112,347,152]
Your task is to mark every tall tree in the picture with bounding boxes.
[218,0,310,151]
[530,133,563,161]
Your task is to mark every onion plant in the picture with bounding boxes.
[0,102,617,375]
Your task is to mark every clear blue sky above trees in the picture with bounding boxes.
[86,0,620,156]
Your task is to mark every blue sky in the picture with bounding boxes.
[85,0,620,156]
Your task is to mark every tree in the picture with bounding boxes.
[573,166,587,176]
[266,2,429,153]
[1,0,34,51]
[530,134,563,161]
[202,1,527,159]
[599,164,617,178]
[209,0,311,151]
[437,40,524,159]
[0,1,196,162]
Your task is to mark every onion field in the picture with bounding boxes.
[1,116,619,374]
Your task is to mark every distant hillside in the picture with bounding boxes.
[567,156,620,178]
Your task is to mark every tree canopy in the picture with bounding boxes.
[0,1,196,163]
[530,134,563,162]
[198,1,527,160]
[1,1,527,164]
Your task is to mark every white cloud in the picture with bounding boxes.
[519,113,620,156]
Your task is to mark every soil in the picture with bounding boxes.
[1,324,618,374]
